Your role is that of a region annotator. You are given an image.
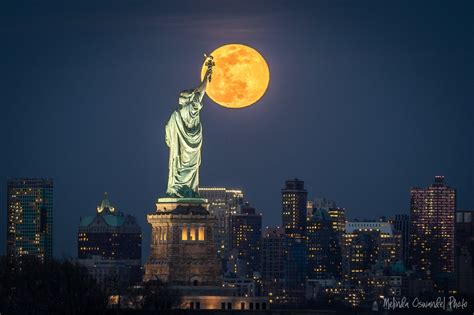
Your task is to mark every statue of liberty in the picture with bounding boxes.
[165,56,214,198]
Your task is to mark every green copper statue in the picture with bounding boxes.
[165,56,214,198]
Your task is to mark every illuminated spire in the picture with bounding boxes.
[97,192,115,214]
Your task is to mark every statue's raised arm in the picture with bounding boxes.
[193,55,214,102]
[164,54,214,198]
[192,70,210,103]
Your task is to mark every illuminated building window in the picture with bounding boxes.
[198,226,205,240]
[190,226,196,241]
[182,226,188,240]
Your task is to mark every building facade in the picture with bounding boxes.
[284,235,308,304]
[282,178,307,238]
[327,207,346,233]
[229,202,262,278]
[281,179,308,304]
[409,176,456,276]
[261,227,286,303]
[307,208,342,280]
[392,214,410,265]
[198,187,244,260]
[7,178,53,266]
[78,193,142,284]
[144,200,221,285]
[342,221,401,283]
[455,210,474,294]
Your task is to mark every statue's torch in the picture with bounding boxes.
[204,53,215,82]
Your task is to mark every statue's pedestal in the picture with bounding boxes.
[144,197,221,286]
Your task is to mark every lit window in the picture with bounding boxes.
[182,226,188,240]
[198,226,205,240]
[190,226,196,241]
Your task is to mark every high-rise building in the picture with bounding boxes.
[229,202,262,278]
[455,210,474,294]
[307,208,342,280]
[261,227,286,303]
[284,236,308,304]
[281,179,308,304]
[198,187,244,214]
[392,214,410,264]
[327,207,346,233]
[78,193,142,284]
[342,221,401,283]
[262,225,308,306]
[198,187,244,259]
[7,178,53,266]
[409,176,456,276]
[282,179,307,238]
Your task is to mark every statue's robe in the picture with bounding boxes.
[165,92,203,197]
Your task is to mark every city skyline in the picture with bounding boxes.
[1,175,469,259]
[1,0,473,260]
[4,175,472,311]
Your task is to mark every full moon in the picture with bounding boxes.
[201,44,270,109]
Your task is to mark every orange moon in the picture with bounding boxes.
[201,44,270,109]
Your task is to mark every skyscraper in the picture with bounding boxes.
[307,208,342,280]
[327,207,346,233]
[281,179,308,304]
[282,179,307,238]
[229,202,262,278]
[284,235,308,304]
[198,187,244,259]
[454,210,474,294]
[261,227,286,303]
[392,214,410,264]
[7,178,53,266]
[78,193,142,284]
[409,176,456,276]
[262,225,308,305]
[198,187,244,214]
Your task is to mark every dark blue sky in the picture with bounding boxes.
[1,1,473,258]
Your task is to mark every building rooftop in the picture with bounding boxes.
[79,193,139,229]
[79,214,126,227]
[345,221,394,235]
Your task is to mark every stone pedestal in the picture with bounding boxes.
[144,198,221,286]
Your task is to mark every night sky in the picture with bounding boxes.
[1,1,473,258]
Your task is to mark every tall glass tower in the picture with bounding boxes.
[7,178,53,265]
